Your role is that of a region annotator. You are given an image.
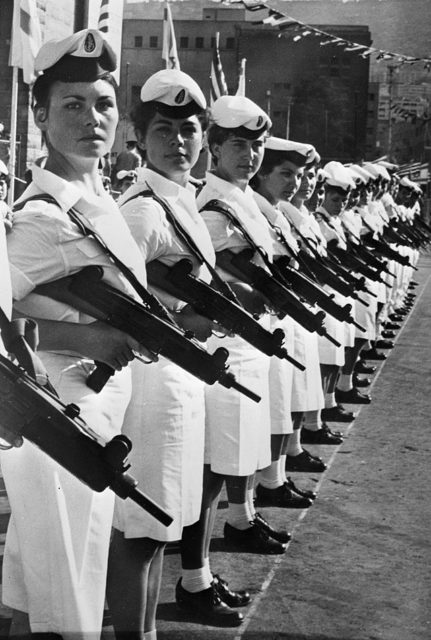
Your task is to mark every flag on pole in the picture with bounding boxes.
[98,0,110,33]
[9,0,42,85]
[210,32,228,104]
[162,2,180,70]
[236,58,246,96]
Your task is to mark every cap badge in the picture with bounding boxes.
[84,33,96,53]
[256,116,263,127]
[175,89,186,104]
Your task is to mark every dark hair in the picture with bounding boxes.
[32,71,118,110]
[0,173,9,186]
[207,123,269,166]
[130,100,208,140]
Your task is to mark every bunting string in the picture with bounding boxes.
[212,0,431,71]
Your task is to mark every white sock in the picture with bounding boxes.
[337,374,353,392]
[285,429,302,457]
[303,410,321,432]
[325,392,337,409]
[258,461,283,489]
[227,501,252,530]
[277,456,287,485]
[181,565,213,593]
[246,487,256,519]
[143,631,157,640]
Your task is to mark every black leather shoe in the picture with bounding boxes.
[301,425,343,445]
[223,521,287,554]
[384,322,401,330]
[212,574,251,608]
[285,449,327,472]
[353,375,371,388]
[389,313,403,322]
[321,422,344,438]
[409,280,419,287]
[355,361,377,374]
[336,388,372,404]
[176,579,244,626]
[321,405,356,422]
[381,330,396,339]
[394,307,409,315]
[375,339,394,349]
[285,476,317,500]
[255,483,312,508]
[253,511,291,544]
[361,347,387,361]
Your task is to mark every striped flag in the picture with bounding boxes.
[98,0,110,33]
[162,1,180,70]
[8,0,42,85]
[236,58,246,97]
[210,32,228,104]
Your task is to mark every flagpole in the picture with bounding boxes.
[8,65,19,206]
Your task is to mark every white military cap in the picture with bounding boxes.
[140,69,206,116]
[116,169,137,181]
[323,161,356,191]
[265,136,319,164]
[400,176,422,193]
[0,160,9,176]
[376,160,399,172]
[349,164,374,185]
[317,167,331,183]
[370,163,391,181]
[34,29,116,80]
[211,95,271,136]
[362,163,383,180]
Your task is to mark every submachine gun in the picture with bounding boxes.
[0,318,173,526]
[36,266,260,403]
[146,258,305,370]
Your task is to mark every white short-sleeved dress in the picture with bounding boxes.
[252,191,297,435]
[197,173,272,476]
[113,168,214,541]
[277,202,325,411]
[1,166,146,639]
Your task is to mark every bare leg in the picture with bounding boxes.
[8,610,31,639]
[144,544,165,634]
[181,465,225,571]
[106,529,164,639]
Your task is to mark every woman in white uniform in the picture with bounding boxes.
[249,137,329,504]
[2,30,152,639]
[107,70,246,634]
[316,163,372,408]
[190,97,288,581]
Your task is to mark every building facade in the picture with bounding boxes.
[116,5,371,167]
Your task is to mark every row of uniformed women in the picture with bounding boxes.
[1,28,419,640]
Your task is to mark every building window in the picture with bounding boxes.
[210,36,216,49]
[195,37,204,49]
[226,37,235,49]
[180,36,189,49]
[134,36,143,48]
[149,36,158,48]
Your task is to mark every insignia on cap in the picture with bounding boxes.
[256,116,263,127]
[84,33,96,53]
[175,89,186,104]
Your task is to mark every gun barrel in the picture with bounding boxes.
[220,373,261,403]
[323,331,342,347]
[116,478,173,526]
[280,348,306,371]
